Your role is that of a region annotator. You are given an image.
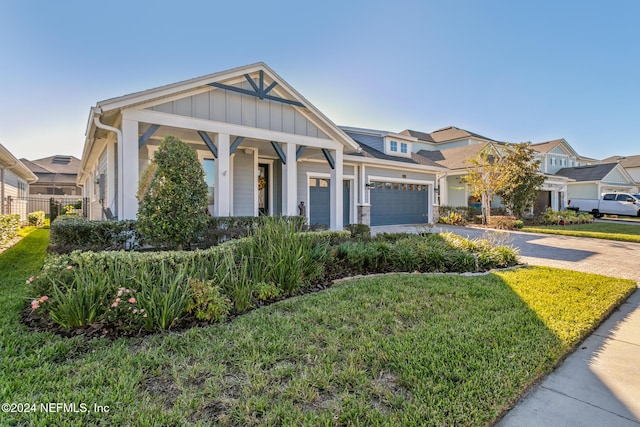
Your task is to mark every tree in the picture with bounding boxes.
[498,143,545,219]
[463,146,504,225]
[137,135,208,249]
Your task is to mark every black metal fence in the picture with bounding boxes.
[2,197,88,222]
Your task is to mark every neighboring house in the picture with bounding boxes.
[20,155,83,217]
[0,143,38,221]
[77,63,445,228]
[555,163,638,200]
[600,155,640,184]
[21,155,82,196]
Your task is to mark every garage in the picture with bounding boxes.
[309,178,350,227]
[370,182,429,226]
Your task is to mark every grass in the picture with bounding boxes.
[0,230,636,426]
[522,222,640,243]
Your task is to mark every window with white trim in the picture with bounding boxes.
[400,142,408,153]
[390,141,398,152]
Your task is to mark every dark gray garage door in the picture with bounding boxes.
[370,182,429,226]
[309,178,351,227]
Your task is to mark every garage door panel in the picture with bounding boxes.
[370,182,428,226]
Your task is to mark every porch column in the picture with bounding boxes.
[330,147,344,230]
[357,164,370,226]
[550,190,559,211]
[438,175,448,206]
[215,133,231,217]
[282,142,297,216]
[120,119,139,220]
[106,139,117,216]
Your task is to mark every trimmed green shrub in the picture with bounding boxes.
[488,216,518,230]
[346,223,371,240]
[28,211,45,226]
[49,215,140,252]
[137,135,208,249]
[0,214,20,245]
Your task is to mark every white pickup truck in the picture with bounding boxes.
[568,193,640,218]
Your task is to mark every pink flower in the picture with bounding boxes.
[111,302,118,308]
[65,266,73,270]
[132,309,138,314]
[128,298,136,304]
[117,290,123,297]
[31,301,40,310]
[25,276,36,284]
[39,296,48,302]
[115,298,121,303]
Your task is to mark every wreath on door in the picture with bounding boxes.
[258,176,266,191]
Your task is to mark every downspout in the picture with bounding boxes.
[92,109,122,219]
[1,166,4,215]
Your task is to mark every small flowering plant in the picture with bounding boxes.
[105,287,146,328]
[30,295,49,311]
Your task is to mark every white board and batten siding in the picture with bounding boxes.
[603,167,631,185]
[149,82,330,140]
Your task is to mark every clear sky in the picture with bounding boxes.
[1,0,639,161]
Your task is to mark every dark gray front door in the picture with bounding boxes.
[370,182,429,226]
[309,178,330,226]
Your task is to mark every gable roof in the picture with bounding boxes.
[530,138,582,158]
[416,142,493,170]
[80,63,361,184]
[555,163,621,182]
[428,126,497,143]
[0,143,37,182]
[399,129,435,143]
[346,134,443,168]
[22,155,81,175]
[600,154,640,168]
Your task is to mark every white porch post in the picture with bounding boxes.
[120,119,139,220]
[439,175,448,206]
[551,190,559,211]
[106,139,117,217]
[330,148,344,230]
[215,133,231,217]
[282,142,297,216]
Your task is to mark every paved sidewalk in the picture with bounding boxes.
[497,290,640,426]
[371,224,640,426]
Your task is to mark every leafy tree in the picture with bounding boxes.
[463,146,504,225]
[498,143,545,219]
[137,135,208,249]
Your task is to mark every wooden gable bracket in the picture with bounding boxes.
[208,70,305,108]
[139,124,159,148]
[270,141,286,165]
[296,146,306,160]
[321,149,335,170]
[229,137,244,155]
[198,131,218,158]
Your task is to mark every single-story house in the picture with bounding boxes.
[21,155,82,196]
[555,162,638,200]
[0,143,38,220]
[600,155,640,184]
[77,63,445,229]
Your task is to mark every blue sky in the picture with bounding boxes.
[1,0,639,161]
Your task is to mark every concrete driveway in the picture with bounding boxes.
[371,224,640,426]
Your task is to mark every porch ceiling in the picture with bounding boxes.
[142,126,329,161]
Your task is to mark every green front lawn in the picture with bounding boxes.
[0,230,636,426]
[522,222,640,243]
